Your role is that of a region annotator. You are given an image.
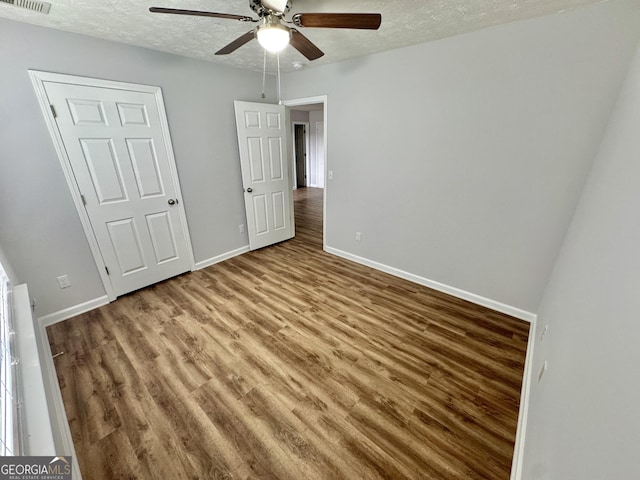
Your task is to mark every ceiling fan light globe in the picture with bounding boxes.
[257,24,290,53]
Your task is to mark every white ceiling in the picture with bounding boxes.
[1,0,605,73]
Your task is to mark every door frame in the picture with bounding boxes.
[313,120,325,188]
[292,121,310,189]
[29,70,195,302]
[281,95,327,250]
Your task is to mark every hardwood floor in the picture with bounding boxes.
[48,187,529,480]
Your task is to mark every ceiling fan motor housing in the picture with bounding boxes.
[250,0,291,17]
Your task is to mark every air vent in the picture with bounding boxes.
[0,0,51,14]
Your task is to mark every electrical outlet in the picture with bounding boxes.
[538,361,548,383]
[56,275,71,289]
[239,224,245,234]
[355,232,362,242]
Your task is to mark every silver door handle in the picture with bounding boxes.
[246,187,253,193]
[168,198,176,205]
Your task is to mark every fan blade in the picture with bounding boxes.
[292,13,381,30]
[215,30,256,55]
[289,29,324,61]
[149,7,255,22]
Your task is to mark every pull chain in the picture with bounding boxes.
[277,52,282,104]
[261,49,267,99]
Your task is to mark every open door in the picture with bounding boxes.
[234,101,294,250]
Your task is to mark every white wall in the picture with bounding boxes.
[290,110,309,123]
[0,242,18,285]
[282,0,640,314]
[521,39,640,480]
[0,18,268,317]
[3,1,640,320]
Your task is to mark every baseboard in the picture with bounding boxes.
[37,245,251,325]
[38,295,110,326]
[510,318,537,480]
[324,246,536,322]
[37,246,251,324]
[323,245,537,478]
[195,245,250,270]
[34,312,83,479]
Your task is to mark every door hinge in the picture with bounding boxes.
[49,104,57,118]
[105,266,110,275]
[80,194,87,206]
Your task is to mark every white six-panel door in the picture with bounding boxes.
[36,74,193,297]
[234,101,294,250]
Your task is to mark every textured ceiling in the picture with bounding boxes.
[1,0,606,73]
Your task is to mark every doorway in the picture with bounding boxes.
[293,123,308,188]
[283,96,327,250]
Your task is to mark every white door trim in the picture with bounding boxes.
[292,121,310,189]
[29,70,195,301]
[314,121,325,188]
[281,96,328,251]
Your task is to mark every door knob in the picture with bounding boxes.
[246,187,253,193]
[168,198,176,205]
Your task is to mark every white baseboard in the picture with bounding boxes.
[38,295,110,327]
[324,246,536,323]
[34,308,84,479]
[195,245,250,270]
[323,246,537,479]
[510,318,537,480]
[37,245,251,326]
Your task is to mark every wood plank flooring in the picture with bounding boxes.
[48,187,529,480]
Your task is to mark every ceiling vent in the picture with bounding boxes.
[0,0,51,14]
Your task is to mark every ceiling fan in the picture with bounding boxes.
[149,0,382,61]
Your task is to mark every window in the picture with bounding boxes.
[0,261,15,455]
